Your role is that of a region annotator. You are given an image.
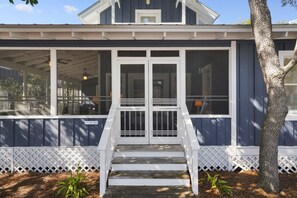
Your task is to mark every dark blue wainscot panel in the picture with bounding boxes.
[191,118,231,146]
[0,120,14,146]
[0,118,106,147]
[14,120,29,147]
[29,119,44,146]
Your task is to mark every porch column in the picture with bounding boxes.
[230,41,237,147]
[45,76,49,104]
[111,0,115,24]
[111,49,120,105]
[98,52,101,112]
[181,0,186,24]
[180,49,186,105]
[22,72,28,103]
[50,49,57,116]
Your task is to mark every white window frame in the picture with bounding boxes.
[279,50,297,120]
[135,9,161,24]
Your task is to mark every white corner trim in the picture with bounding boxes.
[230,41,237,146]
[50,49,57,116]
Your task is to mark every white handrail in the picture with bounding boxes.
[179,104,200,195]
[98,104,118,197]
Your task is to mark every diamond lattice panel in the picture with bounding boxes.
[231,156,259,171]
[0,148,13,173]
[278,156,297,173]
[198,146,230,171]
[13,147,100,173]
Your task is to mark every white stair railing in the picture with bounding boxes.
[98,104,118,197]
[179,104,200,195]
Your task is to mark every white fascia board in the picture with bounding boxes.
[0,25,296,40]
[79,0,112,24]
[78,1,101,18]
[186,0,219,24]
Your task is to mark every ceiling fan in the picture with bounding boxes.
[42,57,72,65]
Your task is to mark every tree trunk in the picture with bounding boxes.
[248,0,288,193]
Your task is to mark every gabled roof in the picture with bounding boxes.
[78,0,219,24]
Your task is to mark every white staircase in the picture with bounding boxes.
[99,104,199,197]
[107,144,190,189]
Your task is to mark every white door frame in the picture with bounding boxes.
[116,60,149,144]
[149,60,181,144]
[115,58,181,144]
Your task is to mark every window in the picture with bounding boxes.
[280,51,297,116]
[186,50,229,115]
[135,9,161,24]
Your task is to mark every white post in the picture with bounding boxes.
[111,0,115,24]
[11,148,14,173]
[192,150,199,195]
[181,0,186,24]
[100,150,106,197]
[111,49,119,105]
[50,49,57,116]
[230,41,237,146]
[45,76,49,104]
[230,41,237,170]
[179,49,186,105]
[22,72,28,103]
[98,52,101,113]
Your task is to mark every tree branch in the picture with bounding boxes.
[284,40,297,74]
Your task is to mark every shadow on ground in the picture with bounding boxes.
[0,171,297,198]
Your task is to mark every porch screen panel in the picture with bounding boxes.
[0,50,50,116]
[57,50,111,115]
[120,64,145,137]
[120,64,145,106]
[152,64,177,106]
[186,50,229,115]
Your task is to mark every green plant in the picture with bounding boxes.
[57,166,89,198]
[206,173,232,197]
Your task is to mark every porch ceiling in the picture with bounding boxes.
[0,24,296,40]
[0,50,99,84]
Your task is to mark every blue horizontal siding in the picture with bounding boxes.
[192,118,231,146]
[0,118,106,147]
[237,40,297,146]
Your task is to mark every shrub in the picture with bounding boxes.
[206,172,232,197]
[57,166,89,198]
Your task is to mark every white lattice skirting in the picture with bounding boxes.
[0,147,100,173]
[198,146,297,173]
[1,146,297,174]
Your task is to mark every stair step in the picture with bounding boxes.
[109,170,190,179]
[112,157,187,164]
[111,157,187,171]
[108,171,190,187]
[115,144,184,152]
[114,151,184,158]
[114,145,185,157]
[112,163,187,171]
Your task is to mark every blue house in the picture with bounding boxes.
[0,0,296,196]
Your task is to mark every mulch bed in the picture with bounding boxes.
[0,170,296,197]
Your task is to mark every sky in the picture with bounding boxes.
[0,0,296,24]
